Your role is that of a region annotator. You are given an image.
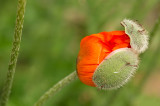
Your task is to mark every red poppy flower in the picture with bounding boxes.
[76,31,130,87]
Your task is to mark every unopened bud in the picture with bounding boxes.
[77,19,149,90]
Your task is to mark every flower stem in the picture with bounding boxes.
[150,15,160,41]
[34,71,78,106]
[0,0,26,106]
[137,15,160,90]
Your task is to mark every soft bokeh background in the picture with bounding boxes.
[0,0,160,106]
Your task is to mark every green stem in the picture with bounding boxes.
[150,15,160,41]
[137,15,160,90]
[0,0,26,106]
[34,71,78,106]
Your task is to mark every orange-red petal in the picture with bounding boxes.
[77,31,130,86]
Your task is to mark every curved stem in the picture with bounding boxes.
[0,0,26,106]
[150,15,160,41]
[34,71,78,106]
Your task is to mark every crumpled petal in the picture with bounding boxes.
[77,31,130,86]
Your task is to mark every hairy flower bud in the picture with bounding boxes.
[76,19,149,89]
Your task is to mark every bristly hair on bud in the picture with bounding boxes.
[121,19,149,53]
[77,19,149,90]
[92,48,139,90]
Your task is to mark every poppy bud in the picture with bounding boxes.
[76,19,148,89]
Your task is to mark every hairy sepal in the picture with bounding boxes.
[121,19,149,53]
[92,48,139,90]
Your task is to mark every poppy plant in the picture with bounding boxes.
[77,19,149,89]
[34,19,149,105]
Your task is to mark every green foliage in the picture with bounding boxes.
[0,0,160,106]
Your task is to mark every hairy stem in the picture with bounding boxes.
[0,0,26,105]
[34,71,78,106]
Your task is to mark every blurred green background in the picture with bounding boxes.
[0,0,160,106]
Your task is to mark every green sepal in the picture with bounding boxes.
[121,19,149,53]
[92,48,139,90]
